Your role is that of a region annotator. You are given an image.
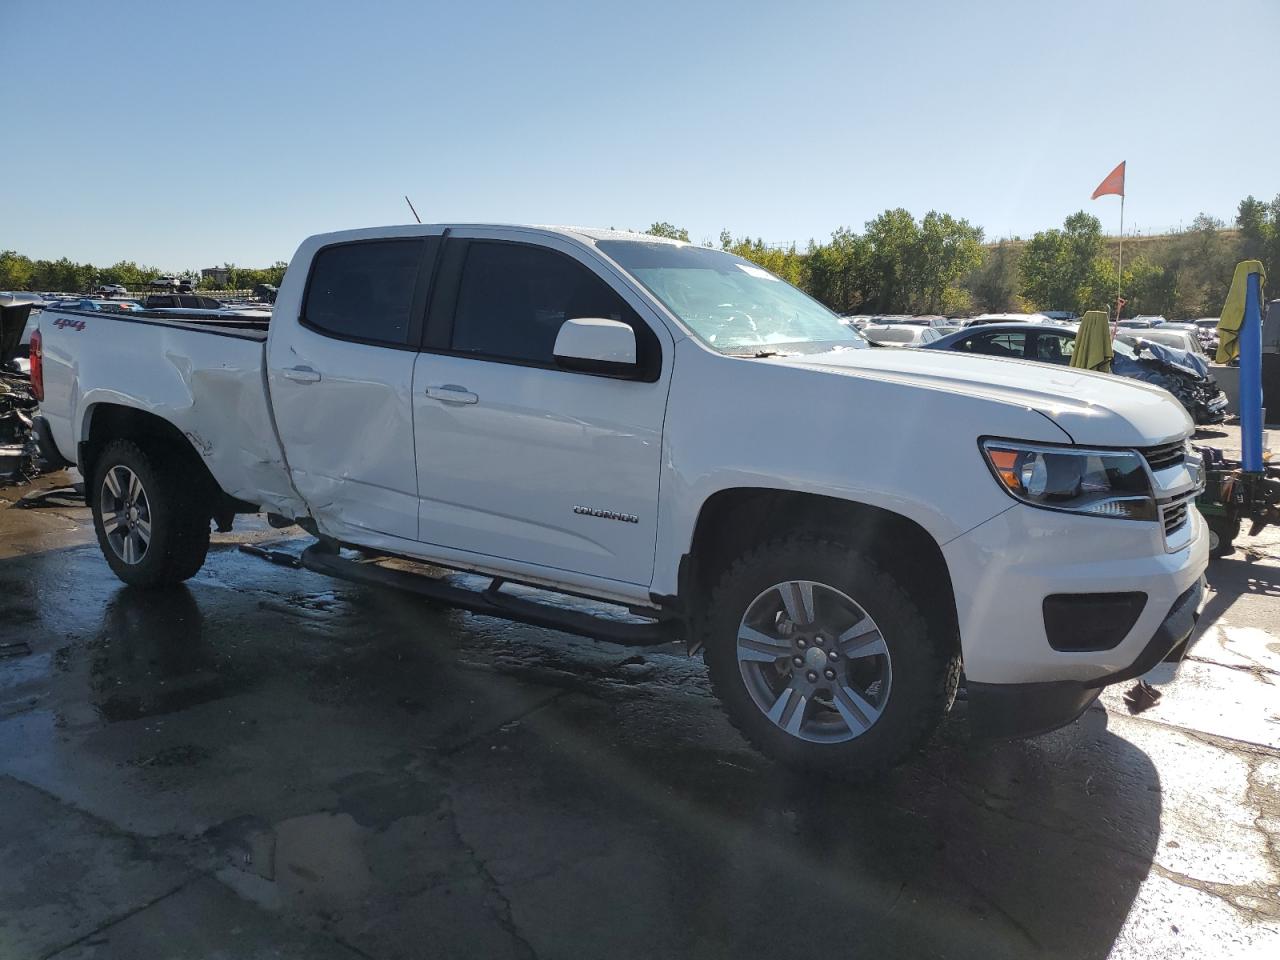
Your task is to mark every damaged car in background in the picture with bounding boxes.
[926,322,1230,424]
[1113,336,1228,425]
[0,293,41,483]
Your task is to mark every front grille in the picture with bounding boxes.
[1162,499,1189,537]
[1141,440,1186,472]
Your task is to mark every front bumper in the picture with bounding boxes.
[944,498,1208,740]
[944,503,1208,685]
[967,575,1205,740]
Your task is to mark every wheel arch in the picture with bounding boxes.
[79,403,250,526]
[679,487,960,656]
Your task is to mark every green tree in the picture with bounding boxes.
[862,208,918,312]
[1136,214,1234,318]
[646,222,690,242]
[966,240,1022,312]
[1119,257,1172,317]
[906,211,984,313]
[0,250,35,290]
[717,233,805,285]
[804,228,872,314]
[1236,194,1280,286]
[1019,211,1109,314]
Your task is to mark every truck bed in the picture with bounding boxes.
[36,305,302,519]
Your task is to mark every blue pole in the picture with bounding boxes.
[1241,270,1264,473]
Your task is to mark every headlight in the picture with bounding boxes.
[980,439,1156,521]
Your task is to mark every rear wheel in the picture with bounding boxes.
[701,535,959,780]
[91,439,210,587]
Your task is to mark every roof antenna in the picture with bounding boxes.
[404,195,422,224]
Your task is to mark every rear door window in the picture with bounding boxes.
[303,239,432,346]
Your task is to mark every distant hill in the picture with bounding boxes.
[985,229,1240,255]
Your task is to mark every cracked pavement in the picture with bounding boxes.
[2,438,1279,959]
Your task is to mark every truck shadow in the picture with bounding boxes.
[468,685,1159,960]
[1202,552,1280,631]
[0,545,1163,960]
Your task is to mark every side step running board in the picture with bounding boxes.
[273,543,678,647]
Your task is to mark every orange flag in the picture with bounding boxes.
[1092,161,1126,199]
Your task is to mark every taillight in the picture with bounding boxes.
[30,329,44,402]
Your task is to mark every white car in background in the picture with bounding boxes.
[968,312,1054,326]
[1122,328,1207,358]
[861,324,943,347]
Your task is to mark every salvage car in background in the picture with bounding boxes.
[0,293,41,480]
[46,298,144,313]
[1193,318,1221,354]
[861,324,942,347]
[1120,328,1207,358]
[967,311,1054,326]
[142,294,272,318]
[926,322,1229,424]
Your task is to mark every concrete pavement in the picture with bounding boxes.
[1,445,1278,959]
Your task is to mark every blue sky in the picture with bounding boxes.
[5,0,1277,269]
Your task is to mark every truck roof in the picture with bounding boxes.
[304,224,685,249]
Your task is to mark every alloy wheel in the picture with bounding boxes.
[100,465,152,565]
[736,580,893,743]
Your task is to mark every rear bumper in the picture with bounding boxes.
[33,415,74,469]
[968,575,1205,740]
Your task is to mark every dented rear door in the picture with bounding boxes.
[266,234,440,540]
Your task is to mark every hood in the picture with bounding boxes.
[770,346,1192,447]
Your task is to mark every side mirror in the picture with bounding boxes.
[553,318,638,375]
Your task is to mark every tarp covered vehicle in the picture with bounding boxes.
[1112,338,1228,425]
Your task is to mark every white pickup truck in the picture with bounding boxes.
[31,224,1208,779]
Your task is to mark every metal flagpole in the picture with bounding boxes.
[1116,192,1124,321]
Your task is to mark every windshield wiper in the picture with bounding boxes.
[728,349,785,358]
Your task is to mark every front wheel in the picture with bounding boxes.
[91,439,211,587]
[701,536,960,780]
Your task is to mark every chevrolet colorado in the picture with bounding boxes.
[31,224,1208,778]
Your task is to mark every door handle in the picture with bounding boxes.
[282,365,322,383]
[425,384,479,404]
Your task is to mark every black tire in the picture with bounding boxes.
[701,535,960,781]
[90,439,211,587]
[1206,513,1239,558]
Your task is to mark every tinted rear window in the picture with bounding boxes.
[303,239,428,345]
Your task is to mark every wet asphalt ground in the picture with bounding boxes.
[2,432,1279,959]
